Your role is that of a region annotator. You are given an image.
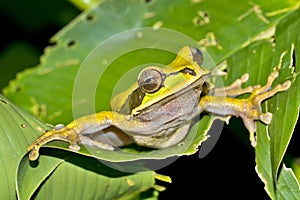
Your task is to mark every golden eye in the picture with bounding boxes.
[138,68,164,93]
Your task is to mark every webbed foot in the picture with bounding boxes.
[241,71,291,146]
[200,71,291,147]
[214,73,255,97]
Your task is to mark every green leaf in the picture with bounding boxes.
[220,7,300,198]
[292,158,300,183]
[254,8,300,199]
[0,94,50,198]
[2,0,300,199]
[276,165,300,200]
[16,153,63,199]
[269,7,300,181]
[18,151,156,200]
[225,38,278,199]
[256,123,276,198]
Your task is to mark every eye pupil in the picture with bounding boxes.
[138,68,164,93]
[143,78,157,91]
[145,77,154,84]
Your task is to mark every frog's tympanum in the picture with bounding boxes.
[27,46,291,161]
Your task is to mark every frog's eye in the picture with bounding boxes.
[138,68,164,93]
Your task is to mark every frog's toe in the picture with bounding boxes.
[241,117,258,147]
[214,73,254,97]
[69,143,81,151]
[240,73,249,83]
[259,112,272,124]
[28,147,40,161]
[242,117,256,134]
[271,71,279,79]
[250,131,257,147]
[282,80,291,90]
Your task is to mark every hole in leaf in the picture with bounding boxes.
[0,99,8,104]
[271,35,276,43]
[21,123,27,128]
[193,11,210,26]
[67,40,76,48]
[292,49,296,69]
[86,14,95,21]
[178,142,184,147]
[49,40,57,47]
[14,86,22,92]
[35,105,47,118]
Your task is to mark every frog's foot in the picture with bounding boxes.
[27,125,80,161]
[214,73,256,97]
[242,71,291,146]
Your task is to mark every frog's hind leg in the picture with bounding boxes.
[27,111,118,161]
[79,136,115,150]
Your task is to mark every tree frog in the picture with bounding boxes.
[27,46,291,161]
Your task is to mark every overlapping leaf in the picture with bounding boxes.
[17,151,156,200]
[0,94,56,199]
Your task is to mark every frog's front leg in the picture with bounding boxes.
[199,71,291,146]
[214,73,257,97]
[27,111,123,161]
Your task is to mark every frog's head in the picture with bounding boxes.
[111,46,210,115]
